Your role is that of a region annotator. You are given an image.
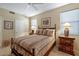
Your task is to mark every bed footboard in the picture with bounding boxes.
[11,38,35,56]
[32,48,35,56]
[12,47,35,56]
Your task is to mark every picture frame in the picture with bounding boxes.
[41,17,51,28]
[4,21,13,30]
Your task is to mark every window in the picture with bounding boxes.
[31,19,37,30]
[60,9,79,35]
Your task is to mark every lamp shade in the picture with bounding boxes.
[31,26,37,33]
[31,26,36,30]
[64,23,71,28]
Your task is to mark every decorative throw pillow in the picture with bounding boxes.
[46,30,53,36]
[42,29,47,35]
[38,29,43,35]
[36,29,39,34]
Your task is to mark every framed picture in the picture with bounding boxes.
[4,21,13,30]
[41,17,51,28]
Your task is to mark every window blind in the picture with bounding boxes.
[60,9,79,35]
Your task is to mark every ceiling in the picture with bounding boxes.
[0,3,69,17]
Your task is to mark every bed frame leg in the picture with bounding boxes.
[32,48,35,56]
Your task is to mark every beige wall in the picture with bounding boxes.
[0,8,29,47]
[30,3,79,55]
[0,16,3,47]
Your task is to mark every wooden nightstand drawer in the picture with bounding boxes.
[58,36,75,55]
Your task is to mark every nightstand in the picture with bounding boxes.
[58,36,75,55]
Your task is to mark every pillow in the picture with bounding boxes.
[42,29,47,35]
[46,29,53,36]
[36,29,43,35]
[36,29,39,34]
[36,30,38,34]
[38,29,43,35]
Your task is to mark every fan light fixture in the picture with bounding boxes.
[26,3,38,10]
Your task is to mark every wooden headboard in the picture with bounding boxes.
[38,24,56,39]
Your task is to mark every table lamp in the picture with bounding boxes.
[64,23,71,36]
[31,26,37,33]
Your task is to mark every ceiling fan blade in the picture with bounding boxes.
[31,4,38,10]
[26,3,38,10]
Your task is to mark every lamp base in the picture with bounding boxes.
[64,28,69,37]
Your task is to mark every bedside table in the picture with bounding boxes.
[58,36,75,55]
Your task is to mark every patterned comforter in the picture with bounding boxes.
[12,35,55,56]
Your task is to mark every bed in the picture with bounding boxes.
[11,24,56,56]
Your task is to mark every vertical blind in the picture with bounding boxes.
[60,9,79,35]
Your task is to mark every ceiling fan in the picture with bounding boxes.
[26,3,43,10]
